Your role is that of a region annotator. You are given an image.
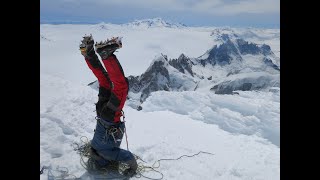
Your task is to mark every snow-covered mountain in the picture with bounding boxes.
[124,18,187,28]
[123,31,280,105]
[127,54,198,102]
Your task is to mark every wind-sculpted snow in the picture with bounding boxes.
[40,74,279,180]
[40,74,97,178]
[211,72,280,94]
[141,90,280,147]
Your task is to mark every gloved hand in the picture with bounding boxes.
[79,34,95,57]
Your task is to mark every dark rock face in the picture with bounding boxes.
[127,58,171,102]
[260,44,272,56]
[263,57,280,71]
[168,54,194,76]
[201,34,278,70]
[206,39,242,66]
[236,39,260,55]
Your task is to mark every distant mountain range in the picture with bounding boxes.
[123,18,187,28]
[40,17,187,28]
[84,20,280,109]
[126,32,279,101]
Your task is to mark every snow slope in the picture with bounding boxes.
[40,73,279,180]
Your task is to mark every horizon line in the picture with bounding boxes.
[39,20,280,29]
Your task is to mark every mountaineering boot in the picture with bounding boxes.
[106,160,119,172]
[86,147,105,173]
[79,34,95,58]
[79,34,109,74]
[89,147,119,172]
[122,158,138,177]
[95,37,122,59]
[86,157,104,173]
[89,147,104,162]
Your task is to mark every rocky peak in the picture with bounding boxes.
[169,53,194,76]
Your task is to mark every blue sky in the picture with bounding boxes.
[40,0,279,28]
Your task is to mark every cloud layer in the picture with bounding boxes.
[40,0,279,27]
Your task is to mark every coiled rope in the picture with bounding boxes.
[72,136,214,180]
[133,151,215,180]
[41,136,214,180]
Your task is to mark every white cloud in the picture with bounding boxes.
[212,0,280,15]
[81,0,279,15]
